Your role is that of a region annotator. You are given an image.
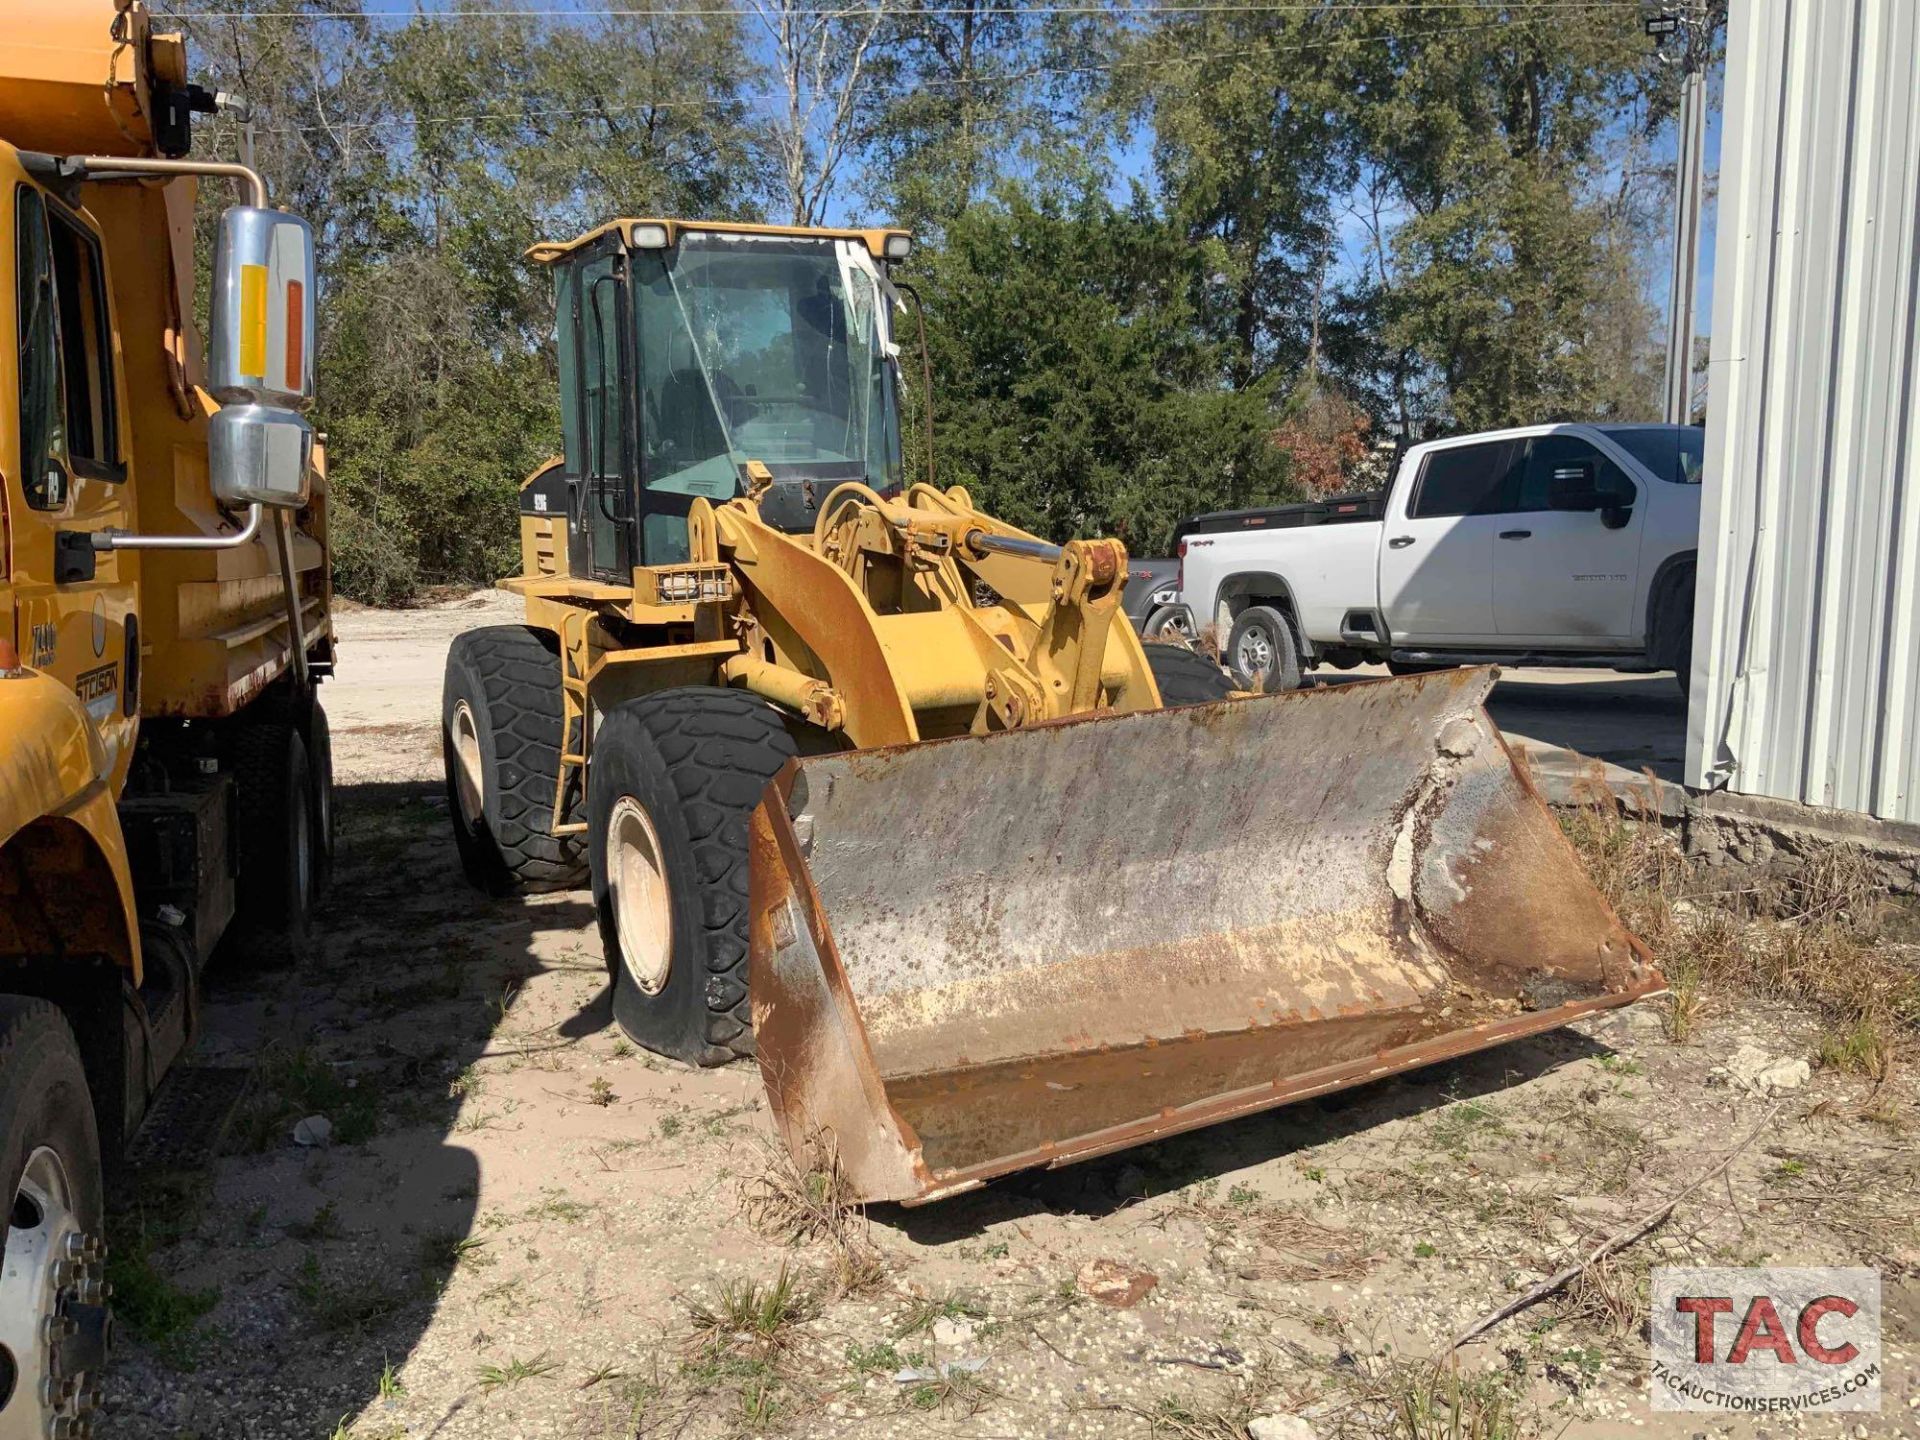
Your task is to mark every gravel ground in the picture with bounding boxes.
[99,593,1919,1440]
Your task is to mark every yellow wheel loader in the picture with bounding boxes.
[446,217,1663,1204]
[0,4,331,1428]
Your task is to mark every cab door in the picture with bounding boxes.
[1376,436,1519,644]
[556,244,637,581]
[1491,430,1645,644]
[9,181,139,781]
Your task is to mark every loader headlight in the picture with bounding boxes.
[883,233,912,261]
[629,222,671,250]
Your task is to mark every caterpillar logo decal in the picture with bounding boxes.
[76,664,119,722]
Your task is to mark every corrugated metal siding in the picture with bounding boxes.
[1688,0,1920,823]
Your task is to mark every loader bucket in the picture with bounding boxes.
[748,667,1663,1205]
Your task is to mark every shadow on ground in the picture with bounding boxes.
[102,780,602,1438]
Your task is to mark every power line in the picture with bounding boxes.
[165,2,1649,21]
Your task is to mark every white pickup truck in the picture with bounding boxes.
[1173,423,1705,692]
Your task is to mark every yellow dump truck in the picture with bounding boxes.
[0,3,331,1430]
[446,218,1663,1205]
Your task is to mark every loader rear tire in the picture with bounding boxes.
[1145,644,1234,706]
[442,625,586,895]
[588,688,797,1067]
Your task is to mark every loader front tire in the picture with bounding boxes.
[588,689,797,1066]
[442,625,586,895]
[1145,644,1234,705]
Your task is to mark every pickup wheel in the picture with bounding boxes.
[1227,606,1302,693]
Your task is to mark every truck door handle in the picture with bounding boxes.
[1387,535,1415,549]
[1499,529,1533,540]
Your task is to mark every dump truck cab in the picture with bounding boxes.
[0,6,333,1433]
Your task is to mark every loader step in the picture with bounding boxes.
[121,1064,254,1176]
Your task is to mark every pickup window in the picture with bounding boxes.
[1512,434,1634,510]
[1409,439,1519,518]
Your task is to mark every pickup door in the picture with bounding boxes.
[1378,436,1517,644]
[1491,432,1643,643]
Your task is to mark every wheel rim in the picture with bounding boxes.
[0,1146,104,1440]
[608,796,673,995]
[451,700,485,827]
[1235,623,1274,679]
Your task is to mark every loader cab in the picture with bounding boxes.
[545,221,909,582]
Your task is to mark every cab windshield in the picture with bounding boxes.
[631,233,902,501]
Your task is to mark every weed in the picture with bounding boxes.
[449,1064,484,1098]
[228,1046,380,1152]
[1112,1394,1247,1438]
[1430,1097,1507,1155]
[658,1112,685,1139]
[1303,1166,1326,1182]
[378,1357,406,1400]
[587,1076,616,1107]
[612,1039,634,1059]
[288,1200,340,1242]
[739,1137,886,1297]
[688,1264,815,1345]
[901,1366,997,1417]
[1775,1158,1808,1179]
[294,1253,411,1334]
[476,1352,558,1391]
[1595,1054,1643,1076]
[1381,1360,1526,1440]
[1413,1241,1437,1259]
[1226,1183,1259,1208]
[846,1339,904,1375]
[526,1190,591,1224]
[420,1233,492,1272]
[895,1290,986,1338]
[105,1217,217,1349]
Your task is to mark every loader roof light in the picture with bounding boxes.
[883,233,912,261]
[630,222,671,250]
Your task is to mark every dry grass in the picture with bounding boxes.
[1553,1252,1646,1340]
[1153,1195,1379,1283]
[737,1137,886,1298]
[1561,787,1920,1079]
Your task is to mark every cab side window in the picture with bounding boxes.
[16,186,68,509]
[1409,440,1519,518]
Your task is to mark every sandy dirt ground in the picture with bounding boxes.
[101,594,1918,1440]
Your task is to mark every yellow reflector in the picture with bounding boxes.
[239,263,268,378]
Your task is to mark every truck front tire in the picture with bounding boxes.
[1227,606,1302,693]
[587,688,797,1067]
[0,997,107,1440]
[442,625,587,895]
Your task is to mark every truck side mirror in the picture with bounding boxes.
[208,206,316,509]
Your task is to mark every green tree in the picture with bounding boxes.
[913,188,1296,554]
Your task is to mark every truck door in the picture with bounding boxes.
[1491,431,1644,643]
[1377,437,1517,644]
[9,182,138,777]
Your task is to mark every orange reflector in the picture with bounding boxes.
[239,263,268,378]
[285,278,305,393]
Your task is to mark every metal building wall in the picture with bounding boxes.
[1687,0,1920,824]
